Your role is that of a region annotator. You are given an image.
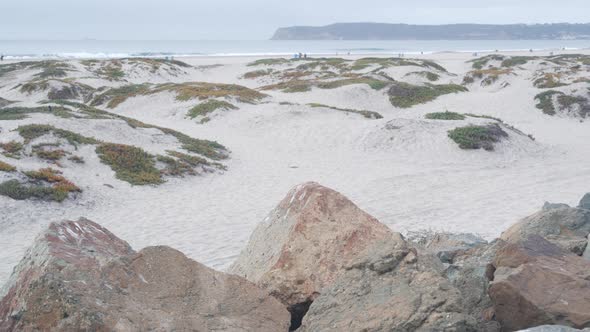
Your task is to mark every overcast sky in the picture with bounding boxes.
[1,0,589,40]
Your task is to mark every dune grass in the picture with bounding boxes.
[248,58,290,66]
[92,82,266,108]
[448,124,508,151]
[0,161,16,172]
[388,82,468,108]
[463,68,513,86]
[415,71,440,81]
[425,111,466,120]
[90,84,152,108]
[533,73,567,89]
[469,55,506,70]
[501,56,537,68]
[155,82,267,104]
[157,150,217,177]
[534,90,563,115]
[317,77,389,90]
[0,141,24,158]
[0,106,74,120]
[0,168,81,202]
[243,69,274,79]
[0,180,55,201]
[261,76,389,93]
[351,58,447,72]
[16,124,100,146]
[31,61,71,79]
[47,100,229,159]
[308,103,383,119]
[34,147,67,161]
[96,143,163,185]
[20,81,50,94]
[187,100,237,119]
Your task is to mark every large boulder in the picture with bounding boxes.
[500,206,590,255]
[408,231,500,330]
[0,219,290,331]
[299,236,478,331]
[409,231,488,263]
[229,182,396,310]
[446,240,504,332]
[489,235,590,331]
[580,193,590,210]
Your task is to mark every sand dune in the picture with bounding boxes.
[1,50,589,285]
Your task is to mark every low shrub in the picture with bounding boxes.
[463,68,513,86]
[0,180,54,201]
[0,106,74,120]
[534,90,564,115]
[0,161,16,172]
[308,103,383,119]
[425,111,466,120]
[96,143,163,185]
[68,155,85,164]
[35,148,67,161]
[16,124,100,145]
[388,82,468,108]
[2,167,83,202]
[243,69,274,79]
[187,100,237,119]
[0,141,24,158]
[448,124,508,151]
[533,73,567,89]
[247,58,290,66]
[501,56,536,68]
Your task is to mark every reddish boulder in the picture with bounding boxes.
[0,219,290,331]
[228,182,398,321]
[489,235,590,331]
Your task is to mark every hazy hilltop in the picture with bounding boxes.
[271,23,590,40]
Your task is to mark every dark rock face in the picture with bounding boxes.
[580,193,590,210]
[501,206,590,255]
[299,237,478,331]
[0,219,290,332]
[489,235,590,331]
[543,202,571,211]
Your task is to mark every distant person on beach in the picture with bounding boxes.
[48,106,52,113]
[0,55,3,61]
[303,53,307,59]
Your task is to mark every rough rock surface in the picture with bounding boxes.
[0,219,290,331]
[299,236,478,331]
[229,182,395,309]
[446,240,504,332]
[410,231,488,263]
[543,202,571,211]
[580,193,590,210]
[500,206,590,255]
[489,235,590,331]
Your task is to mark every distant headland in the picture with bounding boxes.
[271,23,590,40]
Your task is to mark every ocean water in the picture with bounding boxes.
[0,39,589,59]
